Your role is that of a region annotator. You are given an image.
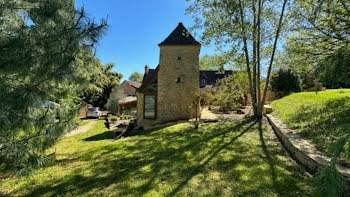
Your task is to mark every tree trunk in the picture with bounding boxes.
[238,0,257,117]
[260,0,288,116]
[256,0,263,118]
[252,0,258,117]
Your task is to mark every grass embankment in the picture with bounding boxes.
[271,89,350,156]
[0,119,313,196]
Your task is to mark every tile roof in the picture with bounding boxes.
[138,66,159,92]
[200,70,233,88]
[159,22,200,46]
[126,81,141,89]
[118,96,137,105]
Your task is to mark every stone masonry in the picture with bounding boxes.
[157,45,200,123]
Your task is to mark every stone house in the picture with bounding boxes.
[136,23,232,128]
[117,80,141,112]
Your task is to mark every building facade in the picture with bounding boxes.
[136,23,233,128]
[137,23,201,128]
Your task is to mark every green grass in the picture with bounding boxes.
[0,119,313,196]
[271,89,350,156]
[73,116,84,124]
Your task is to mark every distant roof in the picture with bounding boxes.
[118,96,137,105]
[200,70,233,88]
[141,68,157,84]
[138,69,233,91]
[138,66,159,92]
[159,22,200,46]
[126,80,141,89]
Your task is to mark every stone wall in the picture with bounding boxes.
[265,114,350,194]
[157,45,201,123]
[136,92,144,127]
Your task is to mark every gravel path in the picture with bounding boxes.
[64,120,97,137]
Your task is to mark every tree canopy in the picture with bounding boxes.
[128,72,143,83]
[187,0,289,118]
[0,0,107,173]
[83,61,122,109]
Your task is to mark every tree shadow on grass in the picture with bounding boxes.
[255,120,313,197]
[166,121,256,197]
[258,121,278,193]
[83,130,115,141]
[19,117,312,197]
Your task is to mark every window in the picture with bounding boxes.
[177,56,182,61]
[176,77,183,83]
[201,79,207,87]
[144,95,156,119]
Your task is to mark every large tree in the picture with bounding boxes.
[187,0,289,119]
[0,0,107,173]
[83,61,122,109]
[199,54,233,71]
[128,72,143,83]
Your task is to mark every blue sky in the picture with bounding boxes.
[75,0,216,81]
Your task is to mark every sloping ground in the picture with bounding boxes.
[271,89,350,156]
[0,119,313,196]
[64,119,96,137]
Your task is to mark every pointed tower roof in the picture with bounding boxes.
[159,22,200,46]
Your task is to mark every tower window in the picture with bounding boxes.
[177,56,182,61]
[176,77,183,83]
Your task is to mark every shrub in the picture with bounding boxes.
[111,116,119,121]
[215,71,249,111]
[270,69,301,97]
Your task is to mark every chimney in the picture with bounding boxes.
[145,65,149,74]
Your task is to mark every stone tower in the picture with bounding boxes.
[156,22,201,123]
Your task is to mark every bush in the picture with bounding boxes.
[111,116,119,121]
[214,71,249,111]
[270,69,301,97]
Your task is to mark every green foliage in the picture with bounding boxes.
[110,116,119,121]
[316,46,350,89]
[0,0,107,173]
[314,159,343,197]
[270,69,301,97]
[280,0,350,91]
[83,61,122,109]
[215,71,249,111]
[128,72,143,83]
[293,0,350,55]
[0,120,314,196]
[199,54,233,71]
[187,0,290,118]
[190,90,214,128]
[105,87,126,115]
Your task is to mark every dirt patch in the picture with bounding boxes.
[209,106,252,121]
[65,120,97,137]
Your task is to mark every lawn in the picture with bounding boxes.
[0,119,313,196]
[271,89,350,156]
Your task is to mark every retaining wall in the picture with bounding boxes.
[265,114,350,193]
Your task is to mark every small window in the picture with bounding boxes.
[201,79,206,87]
[177,56,182,61]
[176,77,183,83]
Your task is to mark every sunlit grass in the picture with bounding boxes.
[271,89,350,156]
[0,119,313,196]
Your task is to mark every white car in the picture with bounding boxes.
[86,107,102,119]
